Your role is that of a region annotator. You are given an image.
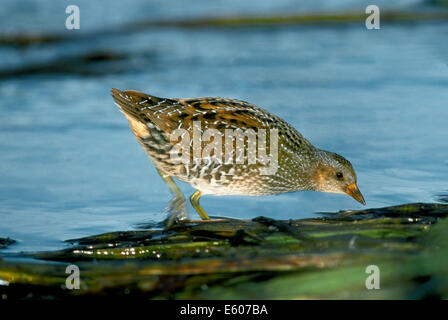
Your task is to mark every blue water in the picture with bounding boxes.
[1,0,448,253]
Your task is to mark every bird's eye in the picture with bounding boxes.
[336,172,343,179]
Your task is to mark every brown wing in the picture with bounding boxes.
[111,88,310,147]
[111,88,267,132]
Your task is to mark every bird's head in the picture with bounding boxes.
[312,150,365,205]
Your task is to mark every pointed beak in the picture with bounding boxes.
[345,182,366,205]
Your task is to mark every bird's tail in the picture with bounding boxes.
[112,88,185,134]
[111,88,158,121]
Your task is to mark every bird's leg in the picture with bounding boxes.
[190,190,210,220]
[156,168,184,199]
[156,168,187,226]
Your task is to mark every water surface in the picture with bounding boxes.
[1,0,447,253]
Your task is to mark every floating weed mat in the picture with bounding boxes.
[1,202,447,299]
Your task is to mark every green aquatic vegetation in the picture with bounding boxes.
[0,202,447,299]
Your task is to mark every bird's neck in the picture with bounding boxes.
[275,147,322,192]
